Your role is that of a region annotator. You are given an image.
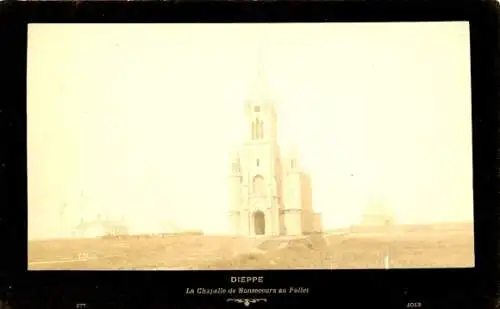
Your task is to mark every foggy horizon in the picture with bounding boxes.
[27,22,473,241]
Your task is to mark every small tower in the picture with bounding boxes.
[228,150,242,235]
[282,145,304,235]
[284,145,302,209]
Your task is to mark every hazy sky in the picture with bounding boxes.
[27,22,473,239]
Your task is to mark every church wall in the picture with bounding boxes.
[240,186,250,208]
[240,210,250,235]
[240,145,276,192]
[272,204,282,236]
[265,209,278,236]
[300,211,308,234]
[279,212,286,235]
[275,159,284,203]
[313,213,322,233]
[300,173,313,213]
[283,211,302,236]
[283,172,302,211]
[300,211,313,234]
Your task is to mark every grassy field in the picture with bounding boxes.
[28,223,474,270]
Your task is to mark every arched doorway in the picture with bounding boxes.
[253,211,265,235]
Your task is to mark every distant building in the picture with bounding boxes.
[361,213,394,227]
[73,216,129,238]
[228,68,322,237]
[359,196,395,227]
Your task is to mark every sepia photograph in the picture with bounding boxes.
[27,22,474,270]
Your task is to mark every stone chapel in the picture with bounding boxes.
[227,69,322,237]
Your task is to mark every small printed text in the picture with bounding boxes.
[185,286,309,295]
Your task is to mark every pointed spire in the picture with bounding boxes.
[291,145,299,158]
[287,144,300,159]
[247,44,272,105]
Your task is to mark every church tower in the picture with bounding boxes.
[230,63,282,237]
[227,56,322,237]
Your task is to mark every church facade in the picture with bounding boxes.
[227,72,322,237]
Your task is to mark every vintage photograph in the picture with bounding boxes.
[27,22,474,270]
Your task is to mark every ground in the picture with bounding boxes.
[28,223,474,270]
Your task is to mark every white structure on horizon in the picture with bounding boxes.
[72,214,129,238]
[360,194,396,227]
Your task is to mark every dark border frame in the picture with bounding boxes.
[1,1,498,309]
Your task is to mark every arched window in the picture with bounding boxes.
[255,118,261,140]
[252,119,263,140]
[252,175,266,195]
[252,118,264,140]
